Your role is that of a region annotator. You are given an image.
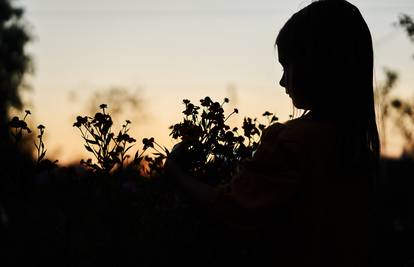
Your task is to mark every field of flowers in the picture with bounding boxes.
[1,97,413,266]
[1,97,287,266]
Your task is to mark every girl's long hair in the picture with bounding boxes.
[276,0,380,173]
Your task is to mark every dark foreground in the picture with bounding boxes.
[1,149,413,266]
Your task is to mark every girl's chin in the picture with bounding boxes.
[292,99,311,110]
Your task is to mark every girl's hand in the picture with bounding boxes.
[164,141,190,181]
[164,147,217,205]
[168,141,190,161]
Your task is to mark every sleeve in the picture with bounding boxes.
[207,123,306,230]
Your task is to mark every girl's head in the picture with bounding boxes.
[276,0,380,164]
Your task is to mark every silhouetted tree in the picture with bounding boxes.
[398,14,414,59]
[398,14,414,43]
[0,0,31,142]
[375,69,398,151]
[384,14,414,158]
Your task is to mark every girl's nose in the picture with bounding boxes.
[279,72,287,88]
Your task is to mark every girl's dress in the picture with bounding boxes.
[208,114,374,266]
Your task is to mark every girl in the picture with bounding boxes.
[166,0,379,266]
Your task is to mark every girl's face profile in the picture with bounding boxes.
[277,46,312,110]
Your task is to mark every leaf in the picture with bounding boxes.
[102,122,111,135]
[93,133,103,142]
[39,150,47,161]
[97,148,104,160]
[201,117,207,130]
[84,145,94,153]
[103,142,109,154]
[258,124,266,131]
[163,146,170,156]
[124,145,134,154]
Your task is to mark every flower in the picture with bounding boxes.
[8,117,20,128]
[183,103,195,116]
[17,120,28,129]
[200,97,212,107]
[37,124,45,130]
[142,137,155,150]
[93,112,105,122]
[99,104,108,109]
[73,116,87,127]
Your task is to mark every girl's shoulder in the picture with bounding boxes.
[260,122,286,143]
[263,115,338,145]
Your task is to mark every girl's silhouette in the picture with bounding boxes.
[166,0,379,266]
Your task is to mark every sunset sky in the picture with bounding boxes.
[15,0,414,164]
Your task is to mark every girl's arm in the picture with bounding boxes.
[164,123,299,230]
